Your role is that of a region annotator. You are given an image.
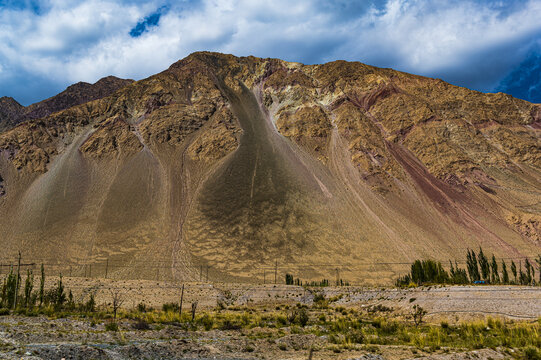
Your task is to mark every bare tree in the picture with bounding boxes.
[110,289,125,321]
[411,304,427,326]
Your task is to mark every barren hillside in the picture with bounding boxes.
[0,52,539,284]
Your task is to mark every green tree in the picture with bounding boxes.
[84,293,96,312]
[3,267,18,309]
[46,274,66,310]
[511,260,517,284]
[23,269,33,308]
[501,260,509,284]
[0,277,7,308]
[411,260,424,284]
[518,261,528,285]
[535,255,541,284]
[285,274,294,285]
[466,249,480,282]
[525,259,533,285]
[478,248,490,281]
[450,260,468,284]
[490,255,500,284]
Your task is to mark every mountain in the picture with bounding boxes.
[0,76,134,132]
[0,96,24,132]
[0,52,539,284]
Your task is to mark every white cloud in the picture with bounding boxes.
[1,0,541,104]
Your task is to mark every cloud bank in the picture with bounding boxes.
[1,0,540,105]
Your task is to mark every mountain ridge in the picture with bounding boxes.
[0,76,134,132]
[0,51,539,284]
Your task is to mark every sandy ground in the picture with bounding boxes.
[47,277,541,321]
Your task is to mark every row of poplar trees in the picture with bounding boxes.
[0,262,75,311]
[397,247,540,286]
[465,248,538,285]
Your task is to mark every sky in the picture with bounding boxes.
[0,0,540,105]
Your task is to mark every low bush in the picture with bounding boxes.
[105,322,119,332]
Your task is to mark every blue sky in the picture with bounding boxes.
[1,0,540,105]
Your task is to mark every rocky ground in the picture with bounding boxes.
[0,282,539,359]
[0,314,516,360]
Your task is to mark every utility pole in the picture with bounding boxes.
[13,251,21,310]
[264,270,266,284]
[179,284,184,318]
[206,266,209,282]
[105,259,109,278]
[274,260,278,284]
[89,264,92,278]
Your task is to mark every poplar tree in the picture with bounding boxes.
[511,261,517,283]
[501,260,509,284]
[490,255,499,284]
[466,249,480,282]
[478,248,490,281]
[535,255,541,285]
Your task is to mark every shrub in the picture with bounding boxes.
[83,293,95,313]
[313,293,326,304]
[440,320,449,329]
[162,302,179,312]
[276,314,287,326]
[220,318,241,330]
[346,329,364,344]
[287,309,297,324]
[44,276,66,310]
[105,322,119,331]
[524,346,541,360]
[201,314,214,331]
[132,318,150,330]
[297,308,309,327]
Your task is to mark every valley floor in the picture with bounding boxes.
[0,280,540,359]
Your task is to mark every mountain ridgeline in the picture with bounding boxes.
[0,52,539,284]
[0,76,134,132]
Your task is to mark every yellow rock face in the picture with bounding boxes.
[0,52,539,284]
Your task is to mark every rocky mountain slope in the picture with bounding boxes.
[0,96,24,132]
[0,76,133,132]
[0,52,539,284]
